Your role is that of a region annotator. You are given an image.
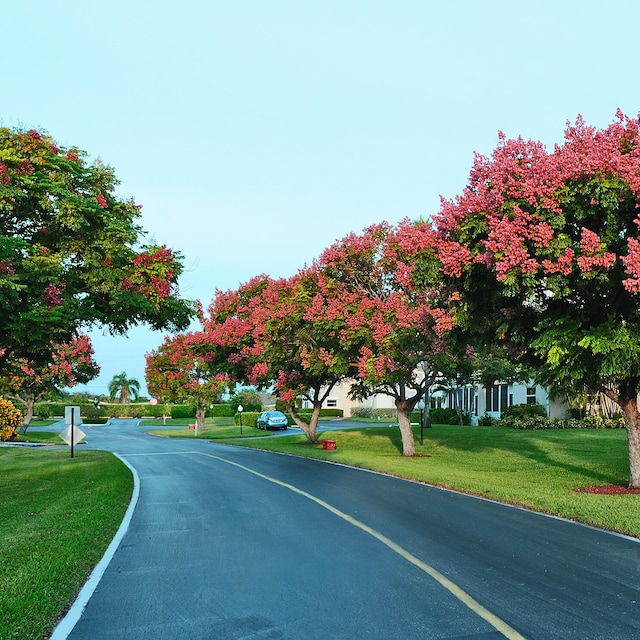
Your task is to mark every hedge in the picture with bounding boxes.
[350,406,468,425]
[211,403,235,417]
[234,411,259,428]
[498,414,626,430]
[33,402,172,420]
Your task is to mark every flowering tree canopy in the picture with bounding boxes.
[0,126,195,371]
[205,273,352,443]
[311,221,455,456]
[433,110,640,487]
[145,331,229,429]
[0,334,99,429]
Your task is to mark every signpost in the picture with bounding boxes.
[59,407,85,458]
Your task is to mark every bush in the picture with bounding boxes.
[44,403,66,417]
[34,403,51,420]
[502,403,547,418]
[430,407,466,425]
[210,404,234,417]
[320,408,344,417]
[238,402,262,413]
[235,411,259,428]
[499,414,625,430]
[478,413,497,426]
[0,398,22,441]
[170,405,196,419]
[351,407,396,419]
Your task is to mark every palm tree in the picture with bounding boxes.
[108,372,140,404]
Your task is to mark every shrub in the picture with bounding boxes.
[320,408,343,417]
[235,411,259,428]
[237,402,262,413]
[478,413,497,426]
[351,407,374,419]
[34,403,51,420]
[499,414,625,430]
[351,407,396,419]
[503,403,547,418]
[210,404,234,417]
[430,407,466,425]
[170,404,196,419]
[45,403,66,417]
[0,398,22,441]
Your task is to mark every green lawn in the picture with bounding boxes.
[0,448,133,640]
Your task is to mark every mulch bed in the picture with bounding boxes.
[574,484,640,495]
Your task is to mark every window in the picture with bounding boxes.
[326,398,338,408]
[526,387,537,405]
[485,383,509,413]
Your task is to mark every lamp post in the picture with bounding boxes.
[417,398,425,446]
[238,404,243,435]
[192,360,200,436]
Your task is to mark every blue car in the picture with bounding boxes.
[256,411,288,430]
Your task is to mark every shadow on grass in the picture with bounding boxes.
[415,424,628,486]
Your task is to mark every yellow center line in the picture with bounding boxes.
[199,452,527,640]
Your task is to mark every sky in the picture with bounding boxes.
[3,1,640,397]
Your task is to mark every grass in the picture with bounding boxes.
[0,448,133,640]
[143,416,276,439]
[16,430,69,444]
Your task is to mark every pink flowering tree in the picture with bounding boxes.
[0,334,100,430]
[145,331,229,429]
[433,110,640,487]
[311,222,455,456]
[205,274,352,443]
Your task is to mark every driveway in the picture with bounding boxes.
[50,419,640,639]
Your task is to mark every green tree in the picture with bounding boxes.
[108,372,141,404]
[229,387,262,413]
[433,111,640,487]
[0,126,195,371]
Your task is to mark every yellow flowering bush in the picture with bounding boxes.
[0,397,23,441]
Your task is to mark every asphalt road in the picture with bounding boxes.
[49,419,640,639]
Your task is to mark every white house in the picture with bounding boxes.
[303,378,567,422]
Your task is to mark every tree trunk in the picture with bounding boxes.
[289,403,321,443]
[9,395,34,435]
[619,394,640,489]
[195,402,206,430]
[21,400,35,433]
[396,399,416,457]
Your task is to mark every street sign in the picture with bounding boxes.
[59,425,86,447]
[60,406,84,457]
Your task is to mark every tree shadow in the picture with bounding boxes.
[418,425,627,486]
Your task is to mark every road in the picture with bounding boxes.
[50,419,640,639]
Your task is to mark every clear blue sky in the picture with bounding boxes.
[4,1,640,397]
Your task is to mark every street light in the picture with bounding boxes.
[238,404,243,435]
[417,398,425,446]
